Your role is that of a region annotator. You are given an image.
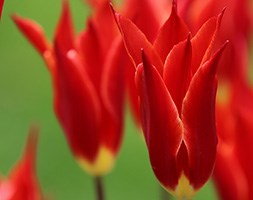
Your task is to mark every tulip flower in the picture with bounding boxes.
[214,80,253,200]
[83,0,171,127]
[181,0,253,198]
[112,0,227,198]
[0,0,4,19]
[12,0,125,178]
[179,0,253,82]
[0,126,43,200]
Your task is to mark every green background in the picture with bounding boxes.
[0,0,218,199]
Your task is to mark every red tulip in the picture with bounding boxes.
[113,1,227,198]
[179,0,253,82]
[0,126,43,200]
[84,0,172,127]
[214,80,253,200]
[12,1,125,176]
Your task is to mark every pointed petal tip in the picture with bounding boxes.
[215,40,229,56]
[62,0,69,9]
[11,13,23,24]
[217,7,226,27]
[172,0,177,12]
[110,3,121,30]
[11,13,18,20]
[109,3,119,20]
[186,33,192,44]
[0,0,4,20]
[61,0,71,21]
[109,2,114,11]
[61,0,71,19]
[26,125,40,154]
[12,14,51,57]
[141,49,149,71]
[21,125,40,168]
[204,40,228,75]
[141,48,145,59]
[220,7,227,16]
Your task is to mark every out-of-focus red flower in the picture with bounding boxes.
[12,1,125,176]
[0,126,43,200]
[181,0,253,198]
[0,0,4,19]
[83,0,171,127]
[178,0,253,82]
[113,1,227,198]
[214,80,253,200]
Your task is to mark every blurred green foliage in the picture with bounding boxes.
[0,0,218,199]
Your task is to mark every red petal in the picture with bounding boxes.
[12,15,50,56]
[54,43,101,162]
[9,126,43,199]
[0,0,4,19]
[163,36,192,114]
[191,11,223,74]
[122,0,161,43]
[112,8,163,74]
[181,42,227,189]
[92,2,118,55]
[153,0,189,63]
[214,150,249,200]
[127,61,141,126]
[200,10,224,65]
[135,51,183,190]
[231,82,253,199]
[54,0,75,53]
[78,20,103,91]
[100,37,126,153]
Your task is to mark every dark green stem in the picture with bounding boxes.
[95,176,105,200]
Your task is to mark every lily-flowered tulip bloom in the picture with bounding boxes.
[119,0,170,126]
[214,80,253,200]
[0,126,43,200]
[83,0,171,127]
[12,1,125,176]
[179,0,253,82]
[0,0,4,19]
[113,1,227,198]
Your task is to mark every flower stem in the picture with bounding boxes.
[95,176,105,200]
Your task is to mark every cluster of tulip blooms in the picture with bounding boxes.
[1,0,253,199]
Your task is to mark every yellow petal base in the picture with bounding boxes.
[77,146,115,176]
[166,174,196,200]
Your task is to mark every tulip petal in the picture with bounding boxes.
[135,51,183,189]
[9,126,43,199]
[12,15,55,73]
[153,0,189,63]
[12,15,50,56]
[200,10,224,65]
[214,148,249,200]
[54,43,101,162]
[163,36,192,114]
[182,42,227,189]
[92,2,118,54]
[100,37,126,153]
[54,0,75,53]
[78,20,103,91]
[191,10,223,73]
[112,8,163,74]
[0,0,4,19]
[127,61,141,125]
[122,0,161,43]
